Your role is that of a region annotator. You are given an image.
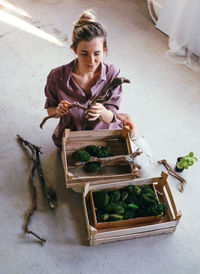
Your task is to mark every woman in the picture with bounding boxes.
[45,10,153,177]
[44,10,123,149]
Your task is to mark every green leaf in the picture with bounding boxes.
[189,152,194,157]
[194,157,198,161]
[177,162,184,169]
[188,160,193,166]
[183,162,188,168]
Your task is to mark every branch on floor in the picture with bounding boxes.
[17,135,57,245]
[157,159,186,192]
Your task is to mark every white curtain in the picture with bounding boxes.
[156,0,200,72]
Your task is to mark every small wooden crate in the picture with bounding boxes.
[82,172,181,245]
[62,128,138,188]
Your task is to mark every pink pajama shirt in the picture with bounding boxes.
[44,59,123,148]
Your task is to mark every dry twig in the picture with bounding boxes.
[75,148,142,169]
[157,159,186,192]
[17,135,57,245]
[40,76,130,128]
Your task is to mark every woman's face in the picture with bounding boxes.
[74,37,106,73]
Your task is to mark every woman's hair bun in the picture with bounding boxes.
[71,9,107,50]
[75,10,96,26]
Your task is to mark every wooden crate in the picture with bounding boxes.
[62,128,138,188]
[82,172,181,245]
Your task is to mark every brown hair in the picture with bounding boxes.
[71,10,107,50]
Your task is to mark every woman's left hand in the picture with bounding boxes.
[87,103,107,121]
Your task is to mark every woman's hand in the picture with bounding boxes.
[56,100,71,116]
[117,113,137,137]
[88,103,113,123]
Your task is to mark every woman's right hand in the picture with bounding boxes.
[56,100,71,116]
[117,113,137,137]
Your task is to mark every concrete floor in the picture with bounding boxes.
[1,0,200,273]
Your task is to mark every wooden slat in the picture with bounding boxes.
[90,220,179,240]
[164,181,179,218]
[90,227,176,245]
[65,140,129,154]
[89,177,161,192]
[67,129,124,142]
[66,173,138,188]
[62,129,74,180]
[158,185,174,221]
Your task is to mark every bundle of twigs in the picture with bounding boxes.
[17,135,57,245]
[40,76,130,129]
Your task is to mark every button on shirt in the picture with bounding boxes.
[44,59,123,148]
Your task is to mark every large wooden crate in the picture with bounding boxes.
[82,172,181,245]
[62,128,138,188]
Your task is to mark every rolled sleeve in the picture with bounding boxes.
[44,70,59,109]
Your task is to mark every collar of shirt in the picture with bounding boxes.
[64,59,107,83]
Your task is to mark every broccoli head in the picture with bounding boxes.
[72,149,91,162]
